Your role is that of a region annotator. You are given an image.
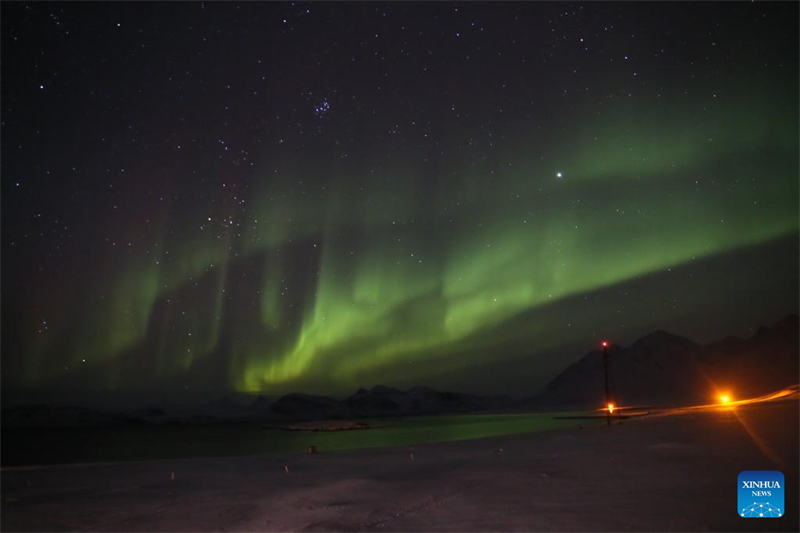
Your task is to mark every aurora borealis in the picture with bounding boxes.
[2,2,798,401]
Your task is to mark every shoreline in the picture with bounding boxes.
[1,409,591,469]
[2,398,797,531]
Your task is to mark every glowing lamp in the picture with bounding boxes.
[719,394,731,404]
[601,340,609,348]
[607,403,615,414]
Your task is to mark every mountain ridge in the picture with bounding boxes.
[536,314,798,407]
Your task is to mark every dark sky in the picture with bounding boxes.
[2,1,798,402]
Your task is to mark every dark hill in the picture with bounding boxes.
[537,315,798,408]
[269,393,350,420]
[698,314,799,399]
[268,385,517,421]
[343,385,496,416]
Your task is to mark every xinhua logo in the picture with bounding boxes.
[738,471,784,518]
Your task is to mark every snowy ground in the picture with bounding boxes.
[2,399,797,532]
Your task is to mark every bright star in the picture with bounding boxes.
[556,171,563,178]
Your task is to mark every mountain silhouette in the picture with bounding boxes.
[536,315,799,407]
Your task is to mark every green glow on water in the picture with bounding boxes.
[2,412,597,466]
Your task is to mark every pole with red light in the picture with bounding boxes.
[601,340,612,425]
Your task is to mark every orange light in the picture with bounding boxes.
[719,394,731,404]
[607,403,615,413]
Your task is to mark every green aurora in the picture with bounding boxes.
[8,88,798,397]
[2,2,797,399]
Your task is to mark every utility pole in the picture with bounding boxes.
[602,340,612,426]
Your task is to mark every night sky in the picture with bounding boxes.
[2,2,798,402]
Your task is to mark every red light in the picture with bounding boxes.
[601,340,609,348]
